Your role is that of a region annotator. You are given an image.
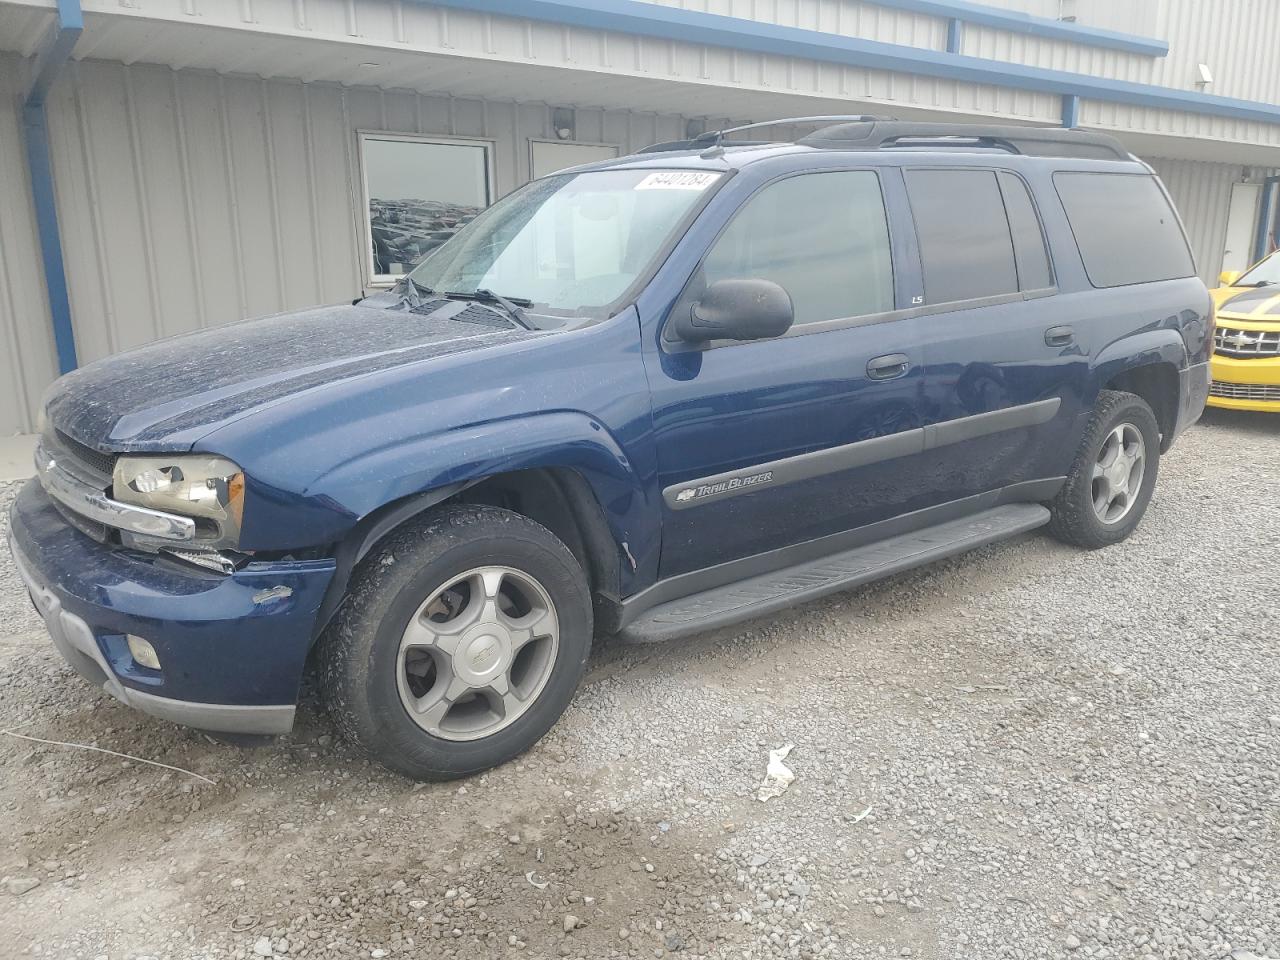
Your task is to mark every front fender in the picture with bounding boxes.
[307,411,656,585]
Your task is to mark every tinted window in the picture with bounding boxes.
[998,172,1053,290]
[905,169,1018,304]
[1054,172,1195,287]
[702,171,894,325]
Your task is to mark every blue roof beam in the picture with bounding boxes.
[870,0,1168,58]
[432,0,1280,127]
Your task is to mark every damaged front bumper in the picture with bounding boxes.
[7,480,336,735]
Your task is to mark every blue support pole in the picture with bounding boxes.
[946,18,962,54]
[1061,94,1080,129]
[22,0,83,375]
[1253,177,1279,265]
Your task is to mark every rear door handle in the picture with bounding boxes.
[1044,325,1075,347]
[867,353,910,380]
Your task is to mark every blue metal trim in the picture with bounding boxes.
[1253,177,1279,265]
[869,0,1166,57]
[945,17,962,55]
[1061,94,1080,130]
[434,0,1280,126]
[22,0,82,374]
[23,105,78,374]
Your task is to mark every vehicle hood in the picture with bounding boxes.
[1214,284,1280,323]
[44,303,533,451]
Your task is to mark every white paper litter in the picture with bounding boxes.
[756,743,796,802]
[525,871,549,890]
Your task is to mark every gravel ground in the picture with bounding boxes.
[0,408,1277,960]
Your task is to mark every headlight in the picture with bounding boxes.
[113,455,245,548]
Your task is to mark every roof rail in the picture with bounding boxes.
[799,120,1131,161]
[638,115,891,154]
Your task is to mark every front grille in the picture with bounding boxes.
[46,428,116,487]
[1209,380,1280,402]
[1214,326,1280,358]
[51,499,110,543]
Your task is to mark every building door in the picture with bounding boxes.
[1221,182,1262,275]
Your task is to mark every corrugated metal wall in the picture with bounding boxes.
[0,53,710,433]
[0,55,58,437]
[641,0,1280,110]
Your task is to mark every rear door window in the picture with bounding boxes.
[998,172,1053,291]
[701,170,895,326]
[1053,172,1195,287]
[904,169,1019,304]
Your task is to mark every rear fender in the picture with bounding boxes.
[1089,329,1187,403]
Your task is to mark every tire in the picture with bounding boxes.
[1047,389,1161,550]
[319,503,593,781]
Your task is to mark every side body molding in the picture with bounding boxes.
[664,398,1060,509]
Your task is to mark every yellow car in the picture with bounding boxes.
[1209,251,1280,412]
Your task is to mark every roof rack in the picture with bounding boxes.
[799,120,1131,160]
[639,116,1131,162]
[637,115,889,154]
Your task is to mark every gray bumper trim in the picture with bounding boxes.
[9,535,295,736]
[123,689,295,735]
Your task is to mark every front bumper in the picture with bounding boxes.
[1207,353,1280,413]
[8,480,336,734]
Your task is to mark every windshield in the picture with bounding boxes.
[1235,251,1280,286]
[407,168,722,321]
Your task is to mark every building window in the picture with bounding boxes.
[359,133,493,285]
[529,140,619,179]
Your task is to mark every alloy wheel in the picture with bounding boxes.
[1091,422,1146,524]
[396,566,559,741]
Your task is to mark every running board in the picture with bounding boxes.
[618,504,1050,644]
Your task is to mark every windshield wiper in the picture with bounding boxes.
[446,288,536,329]
[1241,280,1276,287]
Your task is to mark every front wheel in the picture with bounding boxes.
[319,504,593,780]
[1047,389,1161,549]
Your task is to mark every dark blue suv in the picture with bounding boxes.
[8,119,1212,780]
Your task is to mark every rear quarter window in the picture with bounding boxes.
[1053,172,1195,288]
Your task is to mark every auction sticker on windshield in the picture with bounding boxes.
[635,171,720,190]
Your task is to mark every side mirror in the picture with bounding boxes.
[1219,270,1242,287]
[673,278,794,343]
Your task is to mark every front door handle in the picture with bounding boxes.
[867,353,910,380]
[1044,325,1075,347]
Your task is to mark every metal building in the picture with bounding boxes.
[3,0,1279,435]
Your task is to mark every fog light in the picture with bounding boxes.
[126,635,161,670]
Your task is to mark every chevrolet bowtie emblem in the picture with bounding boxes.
[1225,330,1256,348]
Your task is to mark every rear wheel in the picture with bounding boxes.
[319,504,592,780]
[1047,389,1160,549]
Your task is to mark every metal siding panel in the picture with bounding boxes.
[128,63,205,341]
[220,74,287,319]
[178,70,249,327]
[0,54,58,435]
[74,60,156,358]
